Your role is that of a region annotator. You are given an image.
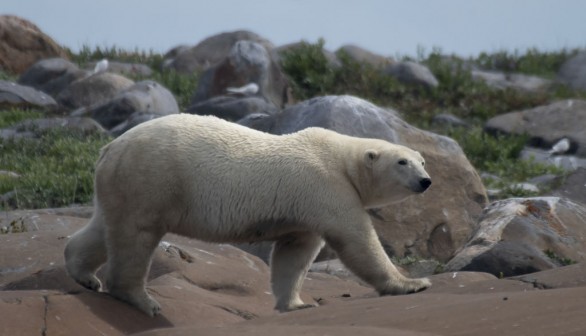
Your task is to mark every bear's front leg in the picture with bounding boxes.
[270,232,325,312]
[324,213,431,296]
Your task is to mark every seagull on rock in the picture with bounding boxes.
[93,59,109,74]
[548,138,570,155]
[226,83,259,96]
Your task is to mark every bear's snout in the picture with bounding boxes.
[419,178,432,191]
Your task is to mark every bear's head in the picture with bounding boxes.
[361,143,431,209]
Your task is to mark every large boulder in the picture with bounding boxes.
[485,99,586,157]
[336,44,392,68]
[243,95,488,262]
[18,58,88,97]
[74,80,179,130]
[163,30,274,74]
[56,72,135,110]
[191,40,291,109]
[383,61,438,89]
[446,197,586,277]
[0,80,57,110]
[0,15,68,74]
[557,51,586,91]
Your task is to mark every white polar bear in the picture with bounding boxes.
[64,114,432,316]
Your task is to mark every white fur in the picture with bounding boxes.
[65,114,432,316]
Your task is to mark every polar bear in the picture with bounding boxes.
[64,114,432,316]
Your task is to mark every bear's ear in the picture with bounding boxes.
[364,149,379,168]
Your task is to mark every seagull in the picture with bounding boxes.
[93,59,109,74]
[548,138,570,155]
[226,83,259,96]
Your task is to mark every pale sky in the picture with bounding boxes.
[4,0,586,58]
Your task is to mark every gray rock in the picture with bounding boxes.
[485,100,586,157]
[186,95,278,122]
[244,95,487,262]
[384,61,439,89]
[557,51,586,91]
[78,80,179,130]
[18,58,88,97]
[520,147,586,171]
[336,44,392,68]
[163,30,275,73]
[57,72,134,110]
[0,80,57,110]
[86,60,153,77]
[471,70,551,92]
[552,167,586,207]
[446,197,586,277]
[109,112,162,137]
[431,113,469,129]
[1,117,105,139]
[237,113,275,133]
[191,40,291,109]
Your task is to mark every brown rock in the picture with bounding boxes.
[0,15,68,74]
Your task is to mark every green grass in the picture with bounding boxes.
[0,127,111,210]
[0,109,44,128]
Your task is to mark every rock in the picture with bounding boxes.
[0,15,68,74]
[520,146,586,171]
[275,42,341,68]
[18,58,88,97]
[75,80,179,130]
[552,167,586,206]
[86,60,153,77]
[109,112,162,137]
[0,80,57,110]
[237,113,275,133]
[186,95,278,122]
[485,99,586,157]
[446,197,586,277]
[471,70,551,92]
[336,44,392,68]
[56,72,135,110]
[430,113,468,129]
[384,61,439,89]
[163,30,275,74]
[243,95,487,262]
[0,209,372,335]
[134,269,586,336]
[557,51,586,91]
[191,40,291,108]
[0,117,105,140]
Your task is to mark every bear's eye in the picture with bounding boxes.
[422,161,425,166]
[398,159,407,165]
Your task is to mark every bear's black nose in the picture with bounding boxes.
[419,178,432,190]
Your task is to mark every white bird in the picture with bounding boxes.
[548,138,570,155]
[226,83,259,95]
[93,59,109,74]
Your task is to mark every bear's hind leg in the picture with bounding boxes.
[105,223,164,317]
[270,232,324,312]
[64,210,108,291]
